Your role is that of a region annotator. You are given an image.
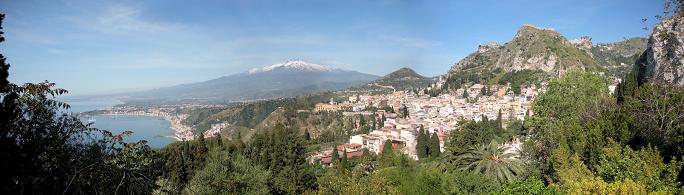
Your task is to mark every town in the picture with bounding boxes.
[307,77,619,164]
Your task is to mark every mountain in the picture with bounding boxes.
[444,24,643,90]
[635,14,684,85]
[127,60,378,102]
[349,67,433,92]
[372,67,433,90]
[592,37,648,77]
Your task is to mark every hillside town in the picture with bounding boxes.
[308,78,620,164]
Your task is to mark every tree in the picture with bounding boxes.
[348,117,355,129]
[0,14,157,194]
[0,14,8,91]
[429,132,441,158]
[457,140,523,183]
[401,106,409,118]
[462,88,469,99]
[496,109,503,131]
[341,150,349,170]
[445,120,497,156]
[530,70,609,178]
[382,139,393,156]
[594,141,681,192]
[303,128,311,141]
[359,115,366,127]
[371,116,377,130]
[215,133,223,149]
[186,151,270,194]
[417,127,428,159]
[244,124,316,194]
[332,147,340,164]
[497,178,558,194]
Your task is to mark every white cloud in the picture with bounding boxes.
[89,5,181,34]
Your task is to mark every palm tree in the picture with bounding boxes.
[456,140,523,183]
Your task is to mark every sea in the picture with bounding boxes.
[64,98,177,148]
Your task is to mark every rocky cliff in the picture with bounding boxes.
[635,14,684,85]
[444,24,600,89]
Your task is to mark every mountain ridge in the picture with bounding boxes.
[125,60,379,103]
[443,24,646,90]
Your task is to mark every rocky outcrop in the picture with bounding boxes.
[448,24,598,79]
[635,15,684,85]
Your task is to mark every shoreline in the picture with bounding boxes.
[96,112,194,141]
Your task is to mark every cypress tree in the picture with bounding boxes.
[216,132,224,149]
[382,139,393,156]
[303,128,311,141]
[341,150,349,169]
[359,114,366,127]
[402,106,409,118]
[496,109,503,131]
[429,132,441,157]
[332,147,339,164]
[371,116,377,130]
[417,126,427,159]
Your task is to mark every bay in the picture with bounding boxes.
[64,98,177,148]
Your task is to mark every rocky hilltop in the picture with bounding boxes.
[444,24,651,89]
[448,24,598,77]
[444,24,600,89]
[635,14,684,85]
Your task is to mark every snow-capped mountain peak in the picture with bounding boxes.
[248,60,338,74]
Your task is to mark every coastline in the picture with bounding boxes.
[98,112,194,141]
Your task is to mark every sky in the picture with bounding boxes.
[0,0,666,95]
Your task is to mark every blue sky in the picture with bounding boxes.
[0,0,664,95]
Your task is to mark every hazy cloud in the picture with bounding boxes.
[89,5,182,34]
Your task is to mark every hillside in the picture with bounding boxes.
[592,37,648,77]
[126,60,378,103]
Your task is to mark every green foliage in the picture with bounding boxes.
[244,124,317,194]
[381,139,394,157]
[417,126,429,159]
[457,140,524,183]
[595,141,681,192]
[185,150,270,194]
[529,70,610,177]
[623,84,684,158]
[316,168,398,194]
[496,178,559,194]
[0,16,158,193]
[440,169,502,194]
[445,116,516,157]
[498,69,547,94]
[429,132,441,158]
